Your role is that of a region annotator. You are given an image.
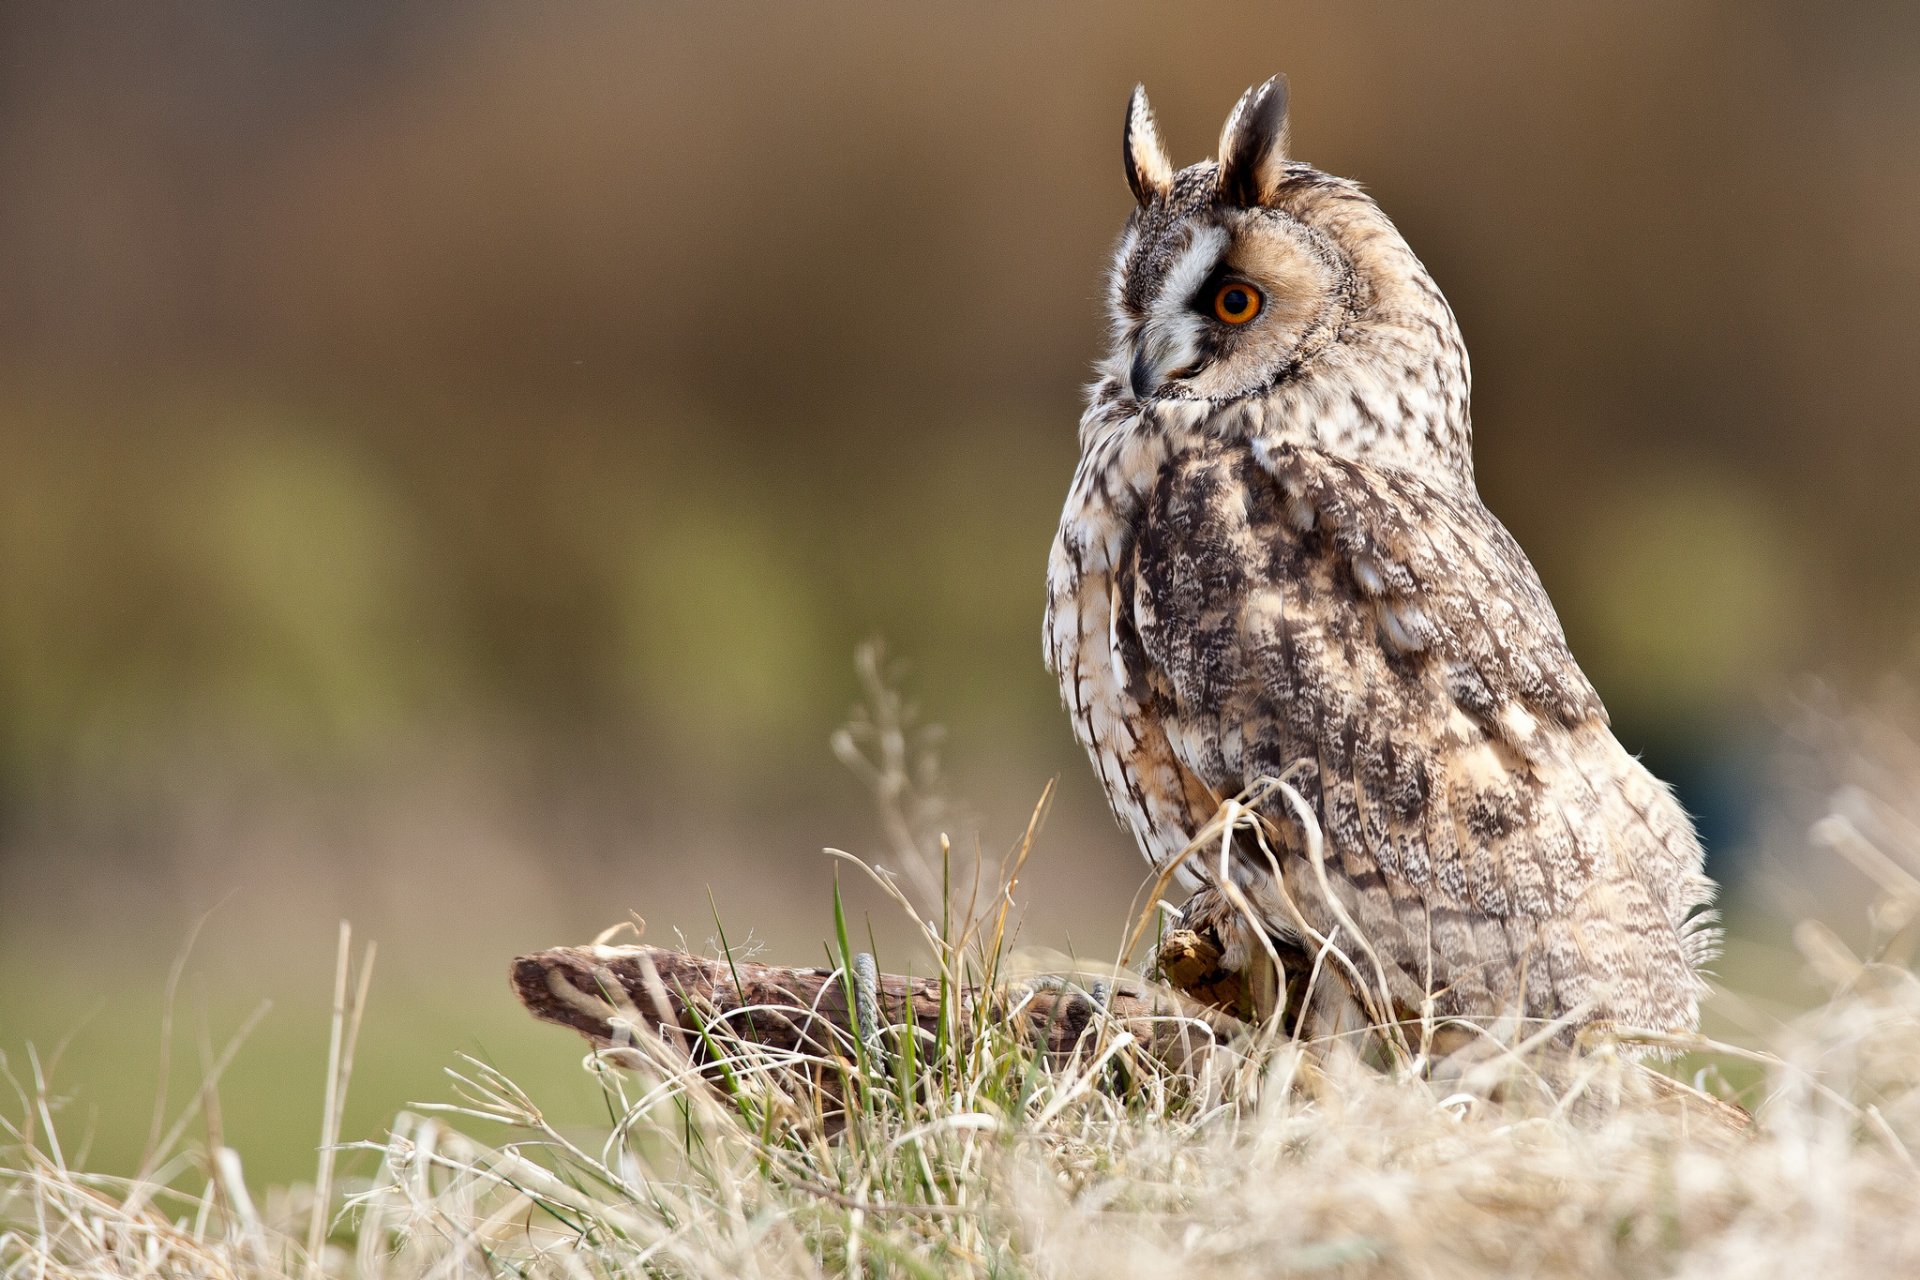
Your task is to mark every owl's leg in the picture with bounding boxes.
[1154,919,1248,1016]
[1154,885,1316,1030]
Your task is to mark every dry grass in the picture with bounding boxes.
[8,690,1920,1279]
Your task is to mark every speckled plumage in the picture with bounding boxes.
[1045,78,1715,1039]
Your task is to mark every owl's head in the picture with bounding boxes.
[1100,77,1472,482]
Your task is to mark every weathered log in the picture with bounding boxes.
[510,941,1243,1076]
[511,932,1751,1141]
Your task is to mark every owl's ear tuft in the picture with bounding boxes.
[1123,84,1173,206]
[1217,75,1291,207]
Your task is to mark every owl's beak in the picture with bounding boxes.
[1127,322,1200,400]
[1128,348,1159,400]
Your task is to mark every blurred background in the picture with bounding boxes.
[2,1,1917,1181]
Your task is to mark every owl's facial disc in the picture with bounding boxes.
[1122,210,1342,403]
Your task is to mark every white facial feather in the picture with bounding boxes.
[1125,226,1227,396]
[1157,226,1228,314]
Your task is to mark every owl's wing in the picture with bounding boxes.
[1119,440,1712,1032]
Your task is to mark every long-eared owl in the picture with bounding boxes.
[1043,77,1716,1039]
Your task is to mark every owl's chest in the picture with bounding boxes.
[1045,432,1288,854]
[1043,446,1141,740]
[1048,428,1278,690]
[1051,432,1415,758]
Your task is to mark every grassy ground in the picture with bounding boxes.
[6,693,1919,1278]
[6,871,1920,1277]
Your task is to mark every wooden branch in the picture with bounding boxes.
[510,931,1750,1141]
[510,941,1243,1075]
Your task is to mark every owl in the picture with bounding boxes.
[1044,77,1716,1043]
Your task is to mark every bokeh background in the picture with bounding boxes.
[3,1,1917,1181]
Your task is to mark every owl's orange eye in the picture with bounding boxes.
[1212,282,1263,325]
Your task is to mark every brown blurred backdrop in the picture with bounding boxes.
[2,2,1917,1180]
